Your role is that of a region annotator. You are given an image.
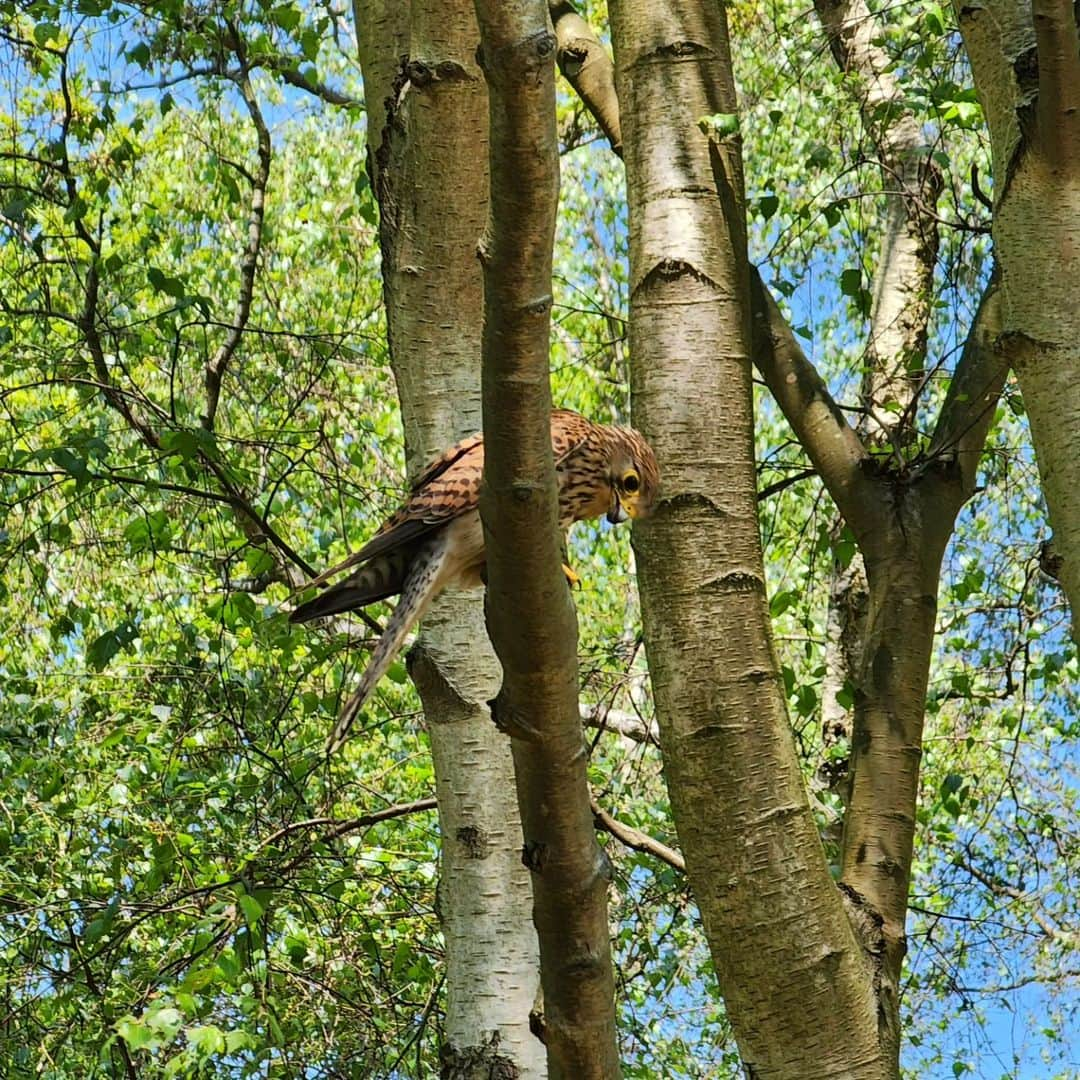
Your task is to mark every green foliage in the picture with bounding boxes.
[0,0,1076,1077]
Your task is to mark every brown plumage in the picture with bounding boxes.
[291,409,660,752]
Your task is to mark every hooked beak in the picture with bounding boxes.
[607,493,630,524]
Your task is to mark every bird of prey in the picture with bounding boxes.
[290,409,660,753]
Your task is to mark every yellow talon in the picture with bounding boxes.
[562,563,582,589]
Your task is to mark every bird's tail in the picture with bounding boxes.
[325,539,447,755]
[289,551,411,624]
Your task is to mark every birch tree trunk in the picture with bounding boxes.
[608,3,884,1075]
[752,276,1008,1070]
[605,1,1010,1074]
[957,0,1080,642]
[472,2,621,1076]
[812,0,942,807]
[355,5,545,1075]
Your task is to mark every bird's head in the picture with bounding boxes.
[605,427,660,524]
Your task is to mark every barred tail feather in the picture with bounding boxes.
[289,551,411,624]
[325,540,447,755]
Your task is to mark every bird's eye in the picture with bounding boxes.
[622,471,640,493]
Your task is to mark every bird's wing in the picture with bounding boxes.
[300,412,588,593]
[297,438,485,591]
[551,409,594,465]
[410,430,484,491]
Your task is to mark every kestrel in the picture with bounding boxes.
[290,409,660,752]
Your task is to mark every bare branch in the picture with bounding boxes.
[203,63,272,430]
[579,701,657,744]
[269,59,365,108]
[757,467,817,502]
[1033,0,1080,164]
[749,267,878,533]
[590,797,684,872]
[548,1,622,155]
[926,282,1007,497]
[255,797,438,854]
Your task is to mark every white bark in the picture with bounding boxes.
[958,0,1080,641]
[356,3,545,1074]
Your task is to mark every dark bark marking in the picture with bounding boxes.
[405,59,473,87]
[703,570,764,595]
[871,642,893,690]
[1039,537,1065,581]
[528,1002,546,1043]
[640,39,714,61]
[663,490,726,515]
[488,696,542,741]
[524,295,553,317]
[476,30,557,85]
[637,257,719,293]
[1013,45,1040,99]
[522,840,547,872]
[857,842,867,864]
[851,721,871,754]
[440,1031,521,1080]
[456,824,491,859]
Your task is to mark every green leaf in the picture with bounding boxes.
[187,1024,226,1055]
[835,681,856,711]
[116,1017,155,1051]
[758,194,779,221]
[87,630,123,671]
[941,772,964,797]
[124,510,172,553]
[271,4,302,31]
[822,199,845,227]
[698,113,740,140]
[769,589,797,618]
[147,267,187,300]
[34,22,60,46]
[839,268,862,297]
[50,447,91,486]
[127,41,151,67]
[237,892,265,925]
[244,548,275,576]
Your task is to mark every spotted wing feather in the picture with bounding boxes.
[295,438,484,594]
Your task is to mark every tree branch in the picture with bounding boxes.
[590,797,684,872]
[256,797,438,854]
[473,1,620,1075]
[203,60,272,430]
[1033,0,1080,165]
[926,281,1007,497]
[579,701,658,744]
[749,267,878,533]
[548,1,622,156]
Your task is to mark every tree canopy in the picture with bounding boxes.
[0,0,1076,1077]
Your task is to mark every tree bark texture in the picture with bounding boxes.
[753,275,1009,1069]
[608,3,886,1076]
[957,0,1080,642]
[549,1,623,155]
[355,5,546,1076]
[472,3,621,1078]
[812,0,943,808]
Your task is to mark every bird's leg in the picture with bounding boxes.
[560,534,582,589]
